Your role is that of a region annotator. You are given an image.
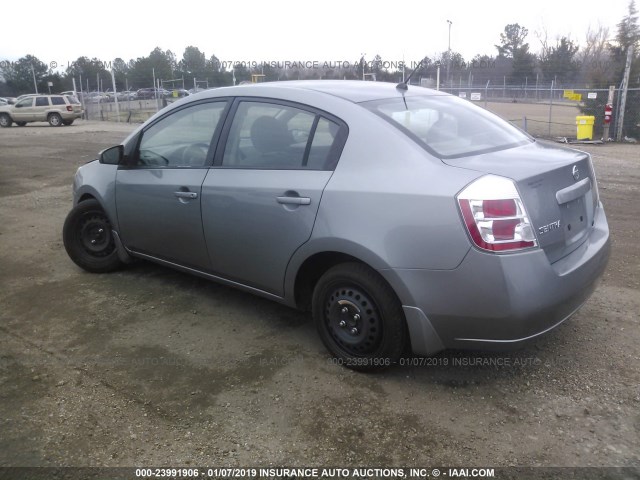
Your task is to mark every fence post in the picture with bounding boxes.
[616,46,634,141]
[548,80,554,137]
[485,80,490,109]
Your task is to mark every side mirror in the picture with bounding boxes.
[99,145,123,165]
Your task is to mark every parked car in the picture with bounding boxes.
[86,92,108,104]
[14,93,42,102]
[135,88,170,99]
[62,80,610,370]
[0,97,8,106]
[117,91,137,101]
[0,94,83,127]
[168,88,190,98]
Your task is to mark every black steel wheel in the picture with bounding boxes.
[312,262,407,371]
[63,199,123,273]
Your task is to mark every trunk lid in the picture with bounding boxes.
[445,141,598,263]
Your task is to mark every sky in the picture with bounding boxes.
[0,0,631,71]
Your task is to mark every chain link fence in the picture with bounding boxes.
[440,85,640,140]
[83,98,169,123]
[79,77,640,142]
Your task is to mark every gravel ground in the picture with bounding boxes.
[0,121,638,475]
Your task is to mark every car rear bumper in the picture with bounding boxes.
[385,204,610,355]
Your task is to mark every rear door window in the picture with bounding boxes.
[221,101,346,170]
[35,97,50,106]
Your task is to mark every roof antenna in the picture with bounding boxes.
[396,58,424,91]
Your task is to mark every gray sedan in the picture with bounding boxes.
[63,80,610,370]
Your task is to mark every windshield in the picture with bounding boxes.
[364,95,532,158]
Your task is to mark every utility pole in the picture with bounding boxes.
[616,46,634,142]
[447,20,452,88]
[31,64,38,93]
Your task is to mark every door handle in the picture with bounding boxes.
[174,191,198,199]
[276,196,311,205]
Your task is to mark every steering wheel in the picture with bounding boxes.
[181,143,210,166]
[139,149,169,166]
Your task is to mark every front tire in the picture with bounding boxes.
[48,113,63,127]
[16,121,27,127]
[312,262,407,371]
[0,114,12,128]
[63,199,123,273]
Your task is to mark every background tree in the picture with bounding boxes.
[180,46,207,78]
[65,57,111,92]
[581,0,640,137]
[0,54,50,95]
[612,0,640,137]
[128,48,177,89]
[112,57,129,91]
[539,37,580,85]
[207,54,229,86]
[579,25,613,86]
[496,24,529,58]
[232,63,250,84]
[496,24,536,83]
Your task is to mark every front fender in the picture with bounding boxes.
[72,161,119,229]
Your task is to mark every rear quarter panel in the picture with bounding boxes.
[284,101,480,301]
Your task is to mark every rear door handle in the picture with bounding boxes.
[276,196,311,205]
[174,191,198,199]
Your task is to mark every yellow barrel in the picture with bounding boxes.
[576,116,595,140]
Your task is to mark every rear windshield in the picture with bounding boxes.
[363,95,532,158]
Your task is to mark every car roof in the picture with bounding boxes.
[201,80,448,103]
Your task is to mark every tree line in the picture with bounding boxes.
[0,1,637,97]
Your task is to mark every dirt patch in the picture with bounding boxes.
[0,121,638,469]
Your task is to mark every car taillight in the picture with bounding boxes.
[457,175,537,253]
[66,106,73,111]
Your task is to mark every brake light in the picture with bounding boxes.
[66,105,73,111]
[457,175,537,252]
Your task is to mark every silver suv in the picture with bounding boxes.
[0,94,83,127]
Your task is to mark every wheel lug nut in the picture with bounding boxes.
[339,320,346,328]
[350,327,358,335]
[91,240,97,245]
[353,314,360,321]
[341,307,348,314]
[98,228,104,233]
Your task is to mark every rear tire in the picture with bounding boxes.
[0,114,12,128]
[63,199,123,273]
[48,113,63,127]
[16,121,27,127]
[312,262,407,371]
[62,119,74,126]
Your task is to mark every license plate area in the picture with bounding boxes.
[561,195,588,243]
